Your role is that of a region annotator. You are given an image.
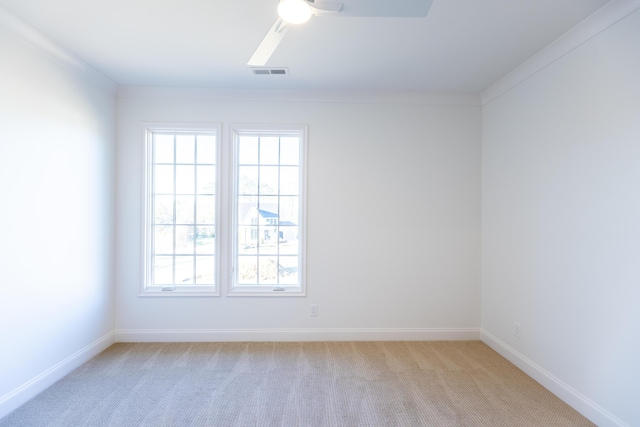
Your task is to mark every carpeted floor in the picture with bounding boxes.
[1,341,594,426]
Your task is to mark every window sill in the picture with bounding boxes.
[226,286,306,297]
[139,286,218,297]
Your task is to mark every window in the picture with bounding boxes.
[141,123,306,297]
[142,124,220,296]
[230,125,307,296]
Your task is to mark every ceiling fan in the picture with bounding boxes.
[247,0,434,67]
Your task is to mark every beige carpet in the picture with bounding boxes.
[1,341,594,426]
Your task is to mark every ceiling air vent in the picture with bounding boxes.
[251,67,289,76]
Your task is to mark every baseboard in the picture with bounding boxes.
[481,329,628,427]
[115,327,481,342]
[0,331,115,420]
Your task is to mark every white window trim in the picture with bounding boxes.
[140,122,222,297]
[226,124,308,297]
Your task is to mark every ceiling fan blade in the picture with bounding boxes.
[320,0,433,17]
[247,18,290,67]
[308,1,343,13]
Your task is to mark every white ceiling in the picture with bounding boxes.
[0,0,610,92]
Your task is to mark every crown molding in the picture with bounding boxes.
[0,5,117,96]
[118,86,481,107]
[481,0,640,106]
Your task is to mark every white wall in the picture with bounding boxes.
[482,7,640,427]
[115,90,482,340]
[0,12,116,417]
[1,1,636,424]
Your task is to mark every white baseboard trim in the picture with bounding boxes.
[481,329,628,427]
[0,331,115,420]
[115,327,481,343]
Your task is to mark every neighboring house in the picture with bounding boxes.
[238,204,297,246]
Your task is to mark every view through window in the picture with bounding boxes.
[142,124,306,296]
[231,127,306,295]
[144,126,219,294]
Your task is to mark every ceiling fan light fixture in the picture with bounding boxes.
[277,0,312,24]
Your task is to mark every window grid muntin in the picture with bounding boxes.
[235,132,302,288]
[151,131,217,287]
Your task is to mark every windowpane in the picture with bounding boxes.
[154,165,174,194]
[155,135,174,163]
[175,196,194,224]
[280,137,299,165]
[238,227,257,254]
[239,136,259,164]
[260,232,278,255]
[175,225,195,254]
[153,255,173,285]
[280,166,299,195]
[258,196,279,214]
[238,166,258,195]
[176,165,195,194]
[278,256,298,284]
[238,256,258,284]
[176,134,195,163]
[154,226,173,254]
[260,166,278,195]
[195,229,215,255]
[258,256,278,284]
[196,196,215,224]
[154,195,174,224]
[279,227,298,254]
[197,135,216,164]
[238,197,257,225]
[195,256,215,284]
[278,196,299,224]
[197,165,216,194]
[260,137,279,165]
[174,255,194,284]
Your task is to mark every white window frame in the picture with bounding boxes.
[141,122,221,297]
[227,124,308,297]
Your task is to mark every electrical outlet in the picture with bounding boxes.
[513,321,521,339]
[310,304,318,317]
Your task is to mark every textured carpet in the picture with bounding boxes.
[1,341,594,426]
